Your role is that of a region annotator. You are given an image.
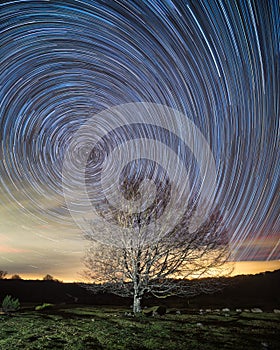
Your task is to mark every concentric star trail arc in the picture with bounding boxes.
[0,0,279,264]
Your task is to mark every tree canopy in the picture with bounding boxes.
[83,186,232,314]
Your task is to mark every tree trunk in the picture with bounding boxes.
[133,293,142,314]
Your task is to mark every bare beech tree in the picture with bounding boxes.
[82,179,232,314]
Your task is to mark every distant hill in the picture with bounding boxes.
[188,269,280,309]
[0,270,279,309]
[0,279,128,306]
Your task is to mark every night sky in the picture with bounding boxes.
[0,0,279,281]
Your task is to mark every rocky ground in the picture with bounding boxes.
[0,305,280,349]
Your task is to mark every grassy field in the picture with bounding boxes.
[0,305,279,349]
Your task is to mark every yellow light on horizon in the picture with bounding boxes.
[231,260,280,276]
[9,260,280,282]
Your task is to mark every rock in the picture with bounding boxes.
[236,309,242,313]
[273,309,280,314]
[35,303,54,311]
[251,308,263,313]
[214,309,220,312]
[244,309,250,312]
[175,310,181,315]
[152,306,167,316]
[205,309,211,312]
[222,308,230,312]
[142,308,153,317]
[143,305,166,317]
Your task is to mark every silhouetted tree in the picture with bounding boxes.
[10,274,22,280]
[43,274,54,281]
[0,270,7,279]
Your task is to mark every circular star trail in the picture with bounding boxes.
[0,1,279,259]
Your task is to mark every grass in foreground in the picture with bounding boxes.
[0,305,279,349]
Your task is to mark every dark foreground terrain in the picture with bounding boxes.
[1,305,280,350]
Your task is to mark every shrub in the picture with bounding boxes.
[1,295,20,313]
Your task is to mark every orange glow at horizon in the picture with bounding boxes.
[8,260,280,283]
[230,260,280,276]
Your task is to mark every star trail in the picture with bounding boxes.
[0,0,279,279]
